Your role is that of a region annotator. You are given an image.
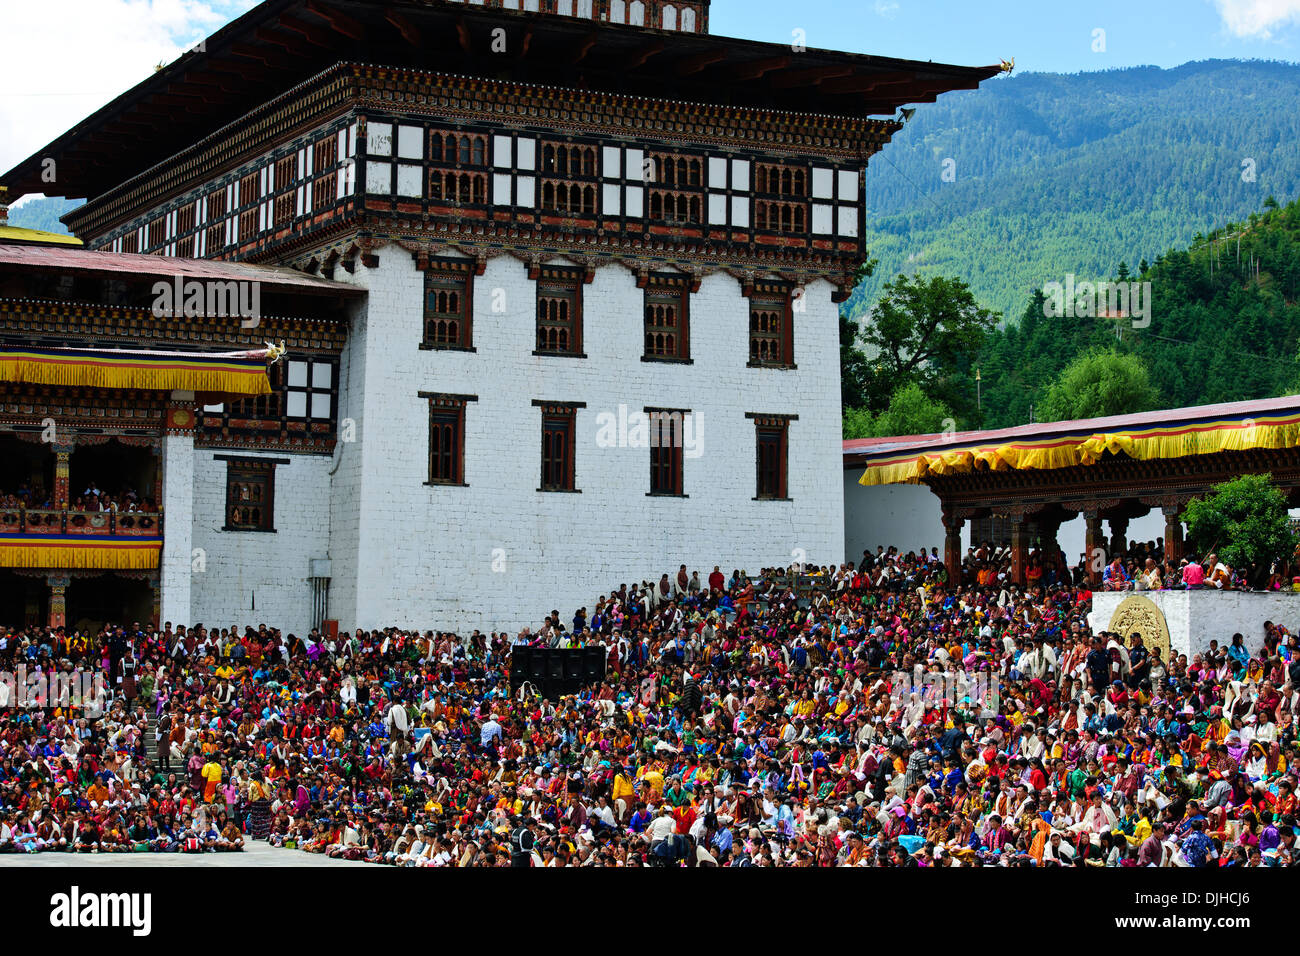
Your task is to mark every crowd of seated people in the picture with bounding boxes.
[3,549,1299,867]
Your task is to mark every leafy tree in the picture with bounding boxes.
[1037,348,1159,422]
[1182,474,1300,586]
[840,257,878,410]
[869,383,954,438]
[842,406,875,440]
[858,274,998,414]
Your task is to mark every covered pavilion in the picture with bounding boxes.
[846,396,1300,587]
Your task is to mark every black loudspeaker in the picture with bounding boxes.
[509,646,607,700]
[528,650,546,683]
[584,646,606,683]
[564,650,587,682]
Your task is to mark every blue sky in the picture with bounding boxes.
[4,0,1300,188]
[714,0,1300,73]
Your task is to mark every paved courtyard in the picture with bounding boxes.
[0,841,372,868]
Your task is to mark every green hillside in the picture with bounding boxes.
[973,195,1300,429]
[6,197,84,235]
[848,60,1300,324]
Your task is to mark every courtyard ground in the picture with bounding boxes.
[0,841,371,868]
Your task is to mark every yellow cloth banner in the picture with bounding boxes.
[0,538,161,570]
[859,416,1300,486]
[0,348,270,396]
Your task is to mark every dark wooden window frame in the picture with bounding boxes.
[216,455,290,533]
[429,129,490,207]
[533,400,586,493]
[420,392,478,487]
[641,272,693,363]
[745,280,797,369]
[645,406,689,498]
[200,355,340,448]
[273,155,297,227]
[747,413,797,501]
[539,140,599,218]
[421,257,476,351]
[532,263,587,358]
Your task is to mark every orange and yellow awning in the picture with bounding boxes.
[858,408,1300,487]
[0,345,273,396]
[0,535,161,570]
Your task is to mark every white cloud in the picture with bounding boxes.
[1211,0,1300,38]
[874,0,900,18]
[0,0,258,195]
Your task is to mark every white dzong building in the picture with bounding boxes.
[0,0,999,637]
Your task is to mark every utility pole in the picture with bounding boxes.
[976,367,982,413]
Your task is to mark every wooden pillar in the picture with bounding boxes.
[53,442,73,510]
[1163,506,1184,564]
[1010,514,1028,587]
[943,513,964,588]
[1109,517,1130,560]
[47,574,70,630]
[151,573,162,630]
[1084,512,1104,587]
[1039,516,1063,582]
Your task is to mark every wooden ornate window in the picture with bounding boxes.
[273,156,296,226]
[754,201,807,232]
[430,170,488,204]
[422,258,474,350]
[646,407,688,497]
[313,136,338,210]
[540,141,598,216]
[239,172,260,241]
[749,413,796,500]
[534,401,584,493]
[542,142,597,178]
[646,152,704,224]
[420,392,477,486]
[535,265,584,357]
[429,130,489,205]
[120,232,139,254]
[747,284,795,368]
[221,457,284,532]
[643,274,691,362]
[432,131,488,166]
[651,153,703,187]
[200,357,339,449]
[147,218,165,252]
[753,162,809,235]
[206,191,228,254]
[755,164,807,197]
[647,190,701,223]
[175,203,196,258]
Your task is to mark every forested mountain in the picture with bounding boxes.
[847,60,1300,324]
[972,195,1300,428]
[6,197,83,234]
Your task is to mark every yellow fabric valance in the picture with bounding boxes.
[859,412,1300,487]
[0,536,161,570]
[0,345,273,396]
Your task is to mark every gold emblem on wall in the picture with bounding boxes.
[1107,594,1172,669]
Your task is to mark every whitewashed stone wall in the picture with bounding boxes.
[326,242,844,634]
[160,430,194,627]
[188,449,332,637]
[843,476,947,560]
[1090,589,1300,659]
